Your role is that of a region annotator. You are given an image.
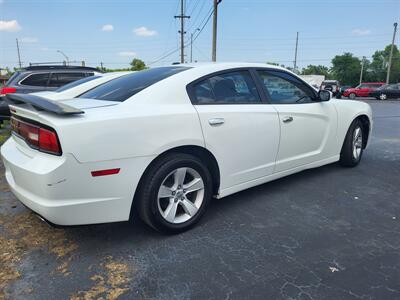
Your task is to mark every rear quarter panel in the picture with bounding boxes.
[49,102,205,163]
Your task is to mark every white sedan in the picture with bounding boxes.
[30,71,132,100]
[1,63,372,233]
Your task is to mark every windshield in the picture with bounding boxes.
[56,75,101,92]
[79,66,190,102]
[377,84,389,90]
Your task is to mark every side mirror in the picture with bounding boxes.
[318,90,331,102]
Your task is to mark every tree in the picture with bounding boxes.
[330,53,361,85]
[301,65,330,78]
[370,45,400,83]
[130,58,147,71]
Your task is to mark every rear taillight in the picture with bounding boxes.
[0,87,17,96]
[11,117,61,155]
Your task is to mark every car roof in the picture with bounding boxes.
[23,65,102,72]
[360,82,385,84]
[179,62,288,71]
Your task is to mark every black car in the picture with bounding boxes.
[370,84,400,100]
[0,65,102,119]
[320,80,341,97]
[336,85,353,99]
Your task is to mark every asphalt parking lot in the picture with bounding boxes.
[0,99,399,300]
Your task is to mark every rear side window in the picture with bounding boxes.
[48,72,87,87]
[56,75,101,92]
[79,66,190,102]
[20,73,49,86]
[191,71,260,104]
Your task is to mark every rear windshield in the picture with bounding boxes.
[78,66,190,102]
[56,75,101,92]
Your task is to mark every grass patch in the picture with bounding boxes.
[0,120,11,145]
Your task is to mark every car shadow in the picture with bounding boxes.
[62,162,344,243]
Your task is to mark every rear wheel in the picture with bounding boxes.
[339,119,364,167]
[349,93,356,100]
[136,153,213,233]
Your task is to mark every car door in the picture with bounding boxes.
[256,69,338,173]
[357,84,370,97]
[188,69,280,190]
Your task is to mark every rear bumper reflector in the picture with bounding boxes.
[91,168,120,177]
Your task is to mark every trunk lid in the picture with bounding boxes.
[5,94,119,155]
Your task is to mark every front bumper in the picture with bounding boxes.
[1,137,152,225]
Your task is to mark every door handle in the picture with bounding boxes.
[282,116,293,123]
[208,118,225,126]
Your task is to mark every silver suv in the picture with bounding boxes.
[0,65,102,119]
[1,65,102,95]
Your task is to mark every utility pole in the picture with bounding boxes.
[190,28,200,63]
[175,0,190,63]
[100,62,104,71]
[359,56,366,84]
[212,0,222,62]
[386,22,398,84]
[293,32,299,72]
[16,38,22,68]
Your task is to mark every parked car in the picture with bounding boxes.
[1,63,372,233]
[342,82,385,99]
[320,80,340,96]
[0,65,102,98]
[369,83,400,100]
[31,71,132,101]
[336,85,353,99]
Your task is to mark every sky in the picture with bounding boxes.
[0,0,399,70]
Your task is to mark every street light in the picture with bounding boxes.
[57,50,69,65]
[190,28,200,63]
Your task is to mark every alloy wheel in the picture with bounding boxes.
[352,126,363,160]
[157,167,204,224]
[379,94,387,100]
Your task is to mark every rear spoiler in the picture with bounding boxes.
[5,93,84,115]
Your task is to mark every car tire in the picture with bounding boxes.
[339,119,364,167]
[349,93,356,100]
[379,94,387,100]
[136,153,213,233]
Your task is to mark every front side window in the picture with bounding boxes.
[258,70,315,104]
[20,73,49,87]
[192,71,260,104]
[387,84,399,90]
[48,72,87,87]
[79,66,190,102]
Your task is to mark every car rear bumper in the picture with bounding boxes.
[1,137,153,225]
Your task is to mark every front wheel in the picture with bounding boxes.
[339,119,364,167]
[136,153,213,233]
[349,93,356,100]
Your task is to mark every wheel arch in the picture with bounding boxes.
[131,145,221,217]
[354,114,371,149]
